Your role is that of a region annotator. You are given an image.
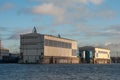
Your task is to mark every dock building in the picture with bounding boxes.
[20,27,79,64]
[0,48,9,60]
[0,40,10,62]
[79,46,111,64]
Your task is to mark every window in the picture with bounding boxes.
[108,54,109,58]
[96,53,98,57]
[44,39,72,49]
[98,51,108,54]
[72,49,77,56]
[21,36,37,39]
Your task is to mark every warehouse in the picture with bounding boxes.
[20,27,79,64]
[0,40,10,63]
[0,48,9,61]
[79,46,111,64]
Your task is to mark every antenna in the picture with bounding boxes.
[58,34,61,38]
[32,26,37,33]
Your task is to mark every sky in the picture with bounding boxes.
[0,0,120,56]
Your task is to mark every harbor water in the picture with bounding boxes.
[0,64,120,80]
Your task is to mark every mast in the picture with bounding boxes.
[32,26,37,33]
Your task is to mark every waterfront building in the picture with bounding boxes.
[0,40,9,61]
[79,46,111,64]
[20,27,79,64]
[0,40,19,63]
[111,57,120,63]
[0,48,9,60]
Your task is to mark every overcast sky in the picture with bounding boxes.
[0,0,120,56]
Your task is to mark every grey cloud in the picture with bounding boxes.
[21,0,116,26]
[6,26,48,40]
[7,33,20,40]
[77,24,120,38]
[7,28,32,40]
[0,3,14,12]
[107,25,120,32]
[85,31,119,37]
[8,44,20,53]
[21,0,115,25]
[29,0,103,5]
[0,27,8,31]
[104,42,120,57]
[0,27,12,40]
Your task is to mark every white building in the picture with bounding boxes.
[20,27,79,63]
[79,46,111,64]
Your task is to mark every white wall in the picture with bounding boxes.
[44,46,72,57]
[95,48,110,59]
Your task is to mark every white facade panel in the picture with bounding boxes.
[95,48,110,59]
[44,46,72,57]
[82,51,86,58]
[44,35,77,57]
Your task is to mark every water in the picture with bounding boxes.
[0,64,120,80]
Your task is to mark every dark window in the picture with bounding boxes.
[45,39,72,49]
[98,51,108,54]
[72,49,77,56]
[21,42,37,45]
[21,36,37,39]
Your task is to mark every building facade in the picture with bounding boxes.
[0,40,10,63]
[0,40,10,61]
[0,48,9,60]
[79,46,111,64]
[20,27,79,64]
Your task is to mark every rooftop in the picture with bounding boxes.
[79,46,110,50]
[21,27,76,42]
[44,34,76,42]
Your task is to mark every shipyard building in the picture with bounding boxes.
[0,48,9,60]
[79,46,111,64]
[20,27,79,64]
[0,40,10,62]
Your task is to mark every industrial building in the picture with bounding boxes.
[20,27,79,64]
[79,46,111,64]
[0,40,10,62]
[0,48,9,60]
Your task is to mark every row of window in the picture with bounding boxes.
[96,53,109,58]
[21,36,38,39]
[21,42,38,45]
[45,39,72,49]
[72,49,77,56]
[21,48,43,50]
[98,51,108,54]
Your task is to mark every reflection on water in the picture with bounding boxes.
[0,64,120,80]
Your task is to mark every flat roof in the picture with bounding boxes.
[20,32,76,41]
[44,34,76,42]
[79,46,110,50]
[20,33,41,36]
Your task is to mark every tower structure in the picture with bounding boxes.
[32,26,37,33]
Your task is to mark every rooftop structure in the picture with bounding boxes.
[32,26,37,33]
